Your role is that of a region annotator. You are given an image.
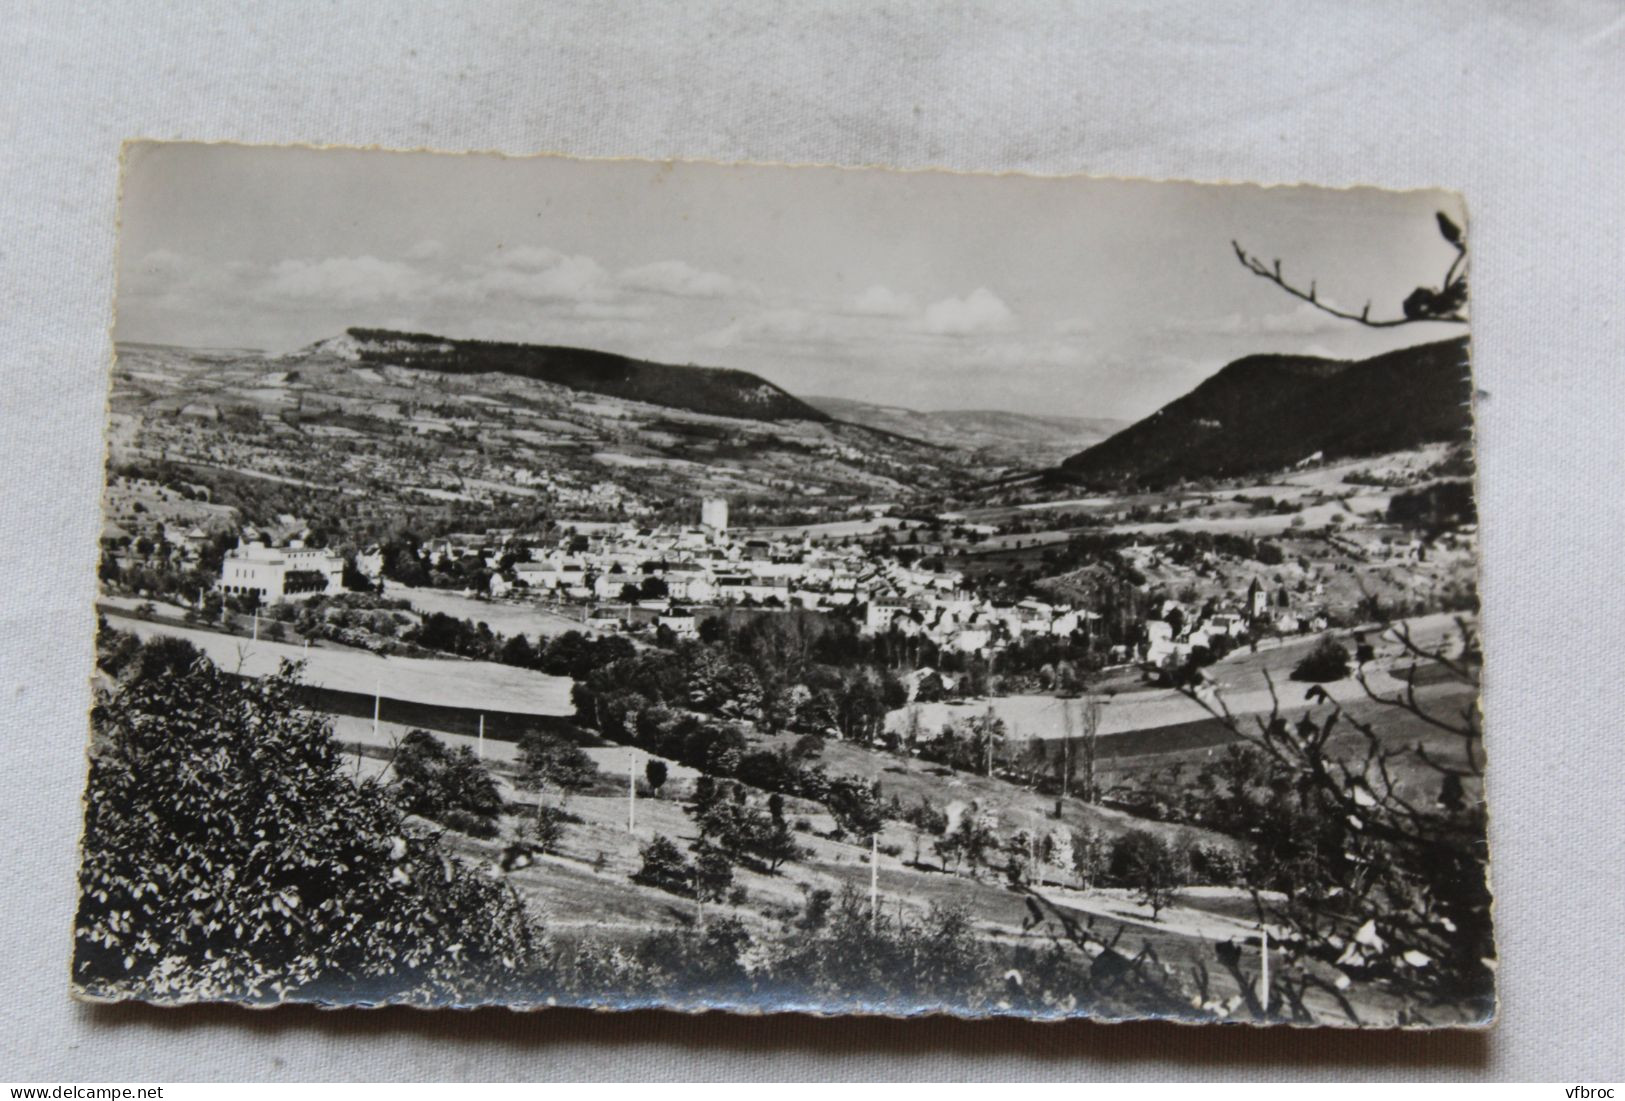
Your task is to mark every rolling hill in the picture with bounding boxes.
[292,328,831,423]
[805,396,1125,467]
[1057,337,1472,488]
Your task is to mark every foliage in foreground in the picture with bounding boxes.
[1185,617,1495,1024]
[76,626,535,1004]
[535,884,1195,1021]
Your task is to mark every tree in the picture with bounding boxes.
[632,835,692,896]
[1181,617,1494,1022]
[1056,692,1103,803]
[1292,635,1351,683]
[75,634,533,1004]
[390,729,503,838]
[757,794,803,872]
[1232,210,1468,328]
[690,842,735,902]
[385,547,429,587]
[517,731,598,802]
[499,633,537,669]
[644,758,668,797]
[1110,830,1183,920]
[935,811,995,876]
[1071,826,1106,889]
[825,776,885,841]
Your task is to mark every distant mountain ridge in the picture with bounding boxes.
[805,395,1125,465]
[291,328,830,423]
[1058,337,1472,488]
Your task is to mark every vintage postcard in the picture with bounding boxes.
[78,143,1492,1027]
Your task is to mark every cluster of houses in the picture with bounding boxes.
[197,494,1338,665]
[418,498,1105,655]
[1141,578,1330,668]
[864,595,1101,655]
[471,500,997,636]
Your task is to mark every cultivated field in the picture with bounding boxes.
[387,584,590,639]
[109,613,574,714]
[888,613,1472,742]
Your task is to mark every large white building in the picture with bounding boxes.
[219,541,344,603]
[700,497,729,532]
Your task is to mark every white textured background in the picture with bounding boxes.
[2,0,1622,1082]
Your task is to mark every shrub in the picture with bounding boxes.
[1109,830,1184,919]
[1292,635,1351,683]
[632,835,693,896]
[691,842,735,902]
[518,731,599,799]
[391,729,503,838]
[644,759,668,795]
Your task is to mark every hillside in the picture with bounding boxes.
[107,341,969,538]
[294,328,830,423]
[806,395,1124,467]
[1058,337,1472,488]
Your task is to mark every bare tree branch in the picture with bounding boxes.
[1231,222,1469,329]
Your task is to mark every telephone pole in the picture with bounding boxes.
[477,713,485,760]
[1259,925,1271,1016]
[870,832,879,929]
[372,679,381,740]
[628,748,637,833]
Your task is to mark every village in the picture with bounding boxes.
[97,429,1485,715]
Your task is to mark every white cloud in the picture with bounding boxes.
[849,284,916,317]
[697,307,822,350]
[969,339,1089,371]
[920,287,1013,335]
[574,300,656,320]
[407,239,445,261]
[263,255,438,305]
[620,259,753,299]
[488,244,569,270]
[461,253,609,302]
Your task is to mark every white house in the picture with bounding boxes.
[219,542,343,603]
[356,545,386,579]
[700,497,729,532]
[657,611,699,639]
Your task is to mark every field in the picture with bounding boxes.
[388,584,590,639]
[99,596,1480,1025]
[109,613,574,714]
[888,612,1470,742]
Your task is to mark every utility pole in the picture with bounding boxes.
[252,610,258,641]
[1259,925,1271,1017]
[628,748,637,833]
[477,713,485,760]
[372,679,381,740]
[870,832,879,929]
[1061,701,1071,800]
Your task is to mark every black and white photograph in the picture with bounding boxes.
[77,141,1492,1028]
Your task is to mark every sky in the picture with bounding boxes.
[115,142,1468,422]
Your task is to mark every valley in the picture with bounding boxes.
[93,326,1486,1025]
